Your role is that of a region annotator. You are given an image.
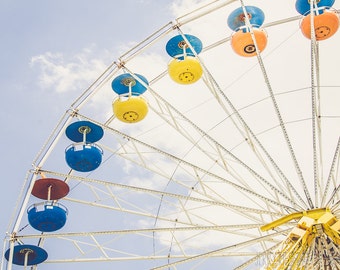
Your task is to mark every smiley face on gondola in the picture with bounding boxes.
[178,71,195,83]
[244,44,256,54]
[123,111,139,122]
[315,26,331,39]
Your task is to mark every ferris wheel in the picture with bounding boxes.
[2,0,340,269]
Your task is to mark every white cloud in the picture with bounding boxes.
[30,47,108,93]
[170,0,209,16]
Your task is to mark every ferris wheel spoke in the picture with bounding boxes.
[110,130,296,212]
[234,241,281,270]
[13,224,278,266]
[198,58,308,210]
[150,228,290,270]
[72,112,297,213]
[119,22,316,212]
[310,22,324,208]
[323,136,340,207]
[16,224,264,241]
[236,0,314,210]
[175,23,309,210]
[116,83,303,211]
[40,169,282,227]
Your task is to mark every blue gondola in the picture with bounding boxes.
[65,143,103,172]
[111,73,149,96]
[27,202,68,232]
[5,245,48,266]
[166,34,203,59]
[227,6,265,31]
[65,120,104,143]
[295,0,335,15]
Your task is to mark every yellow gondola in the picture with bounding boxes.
[168,56,203,84]
[112,96,148,123]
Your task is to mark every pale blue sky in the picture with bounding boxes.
[0,0,174,234]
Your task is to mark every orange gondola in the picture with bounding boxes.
[301,10,339,40]
[231,28,268,57]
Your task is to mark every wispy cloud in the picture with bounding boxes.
[170,0,206,16]
[31,47,108,93]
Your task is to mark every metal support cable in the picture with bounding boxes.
[324,137,340,207]
[310,0,321,209]
[238,0,314,209]
[151,228,291,270]
[196,55,308,210]
[76,112,297,212]
[120,65,299,210]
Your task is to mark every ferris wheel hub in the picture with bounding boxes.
[263,208,340,268]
